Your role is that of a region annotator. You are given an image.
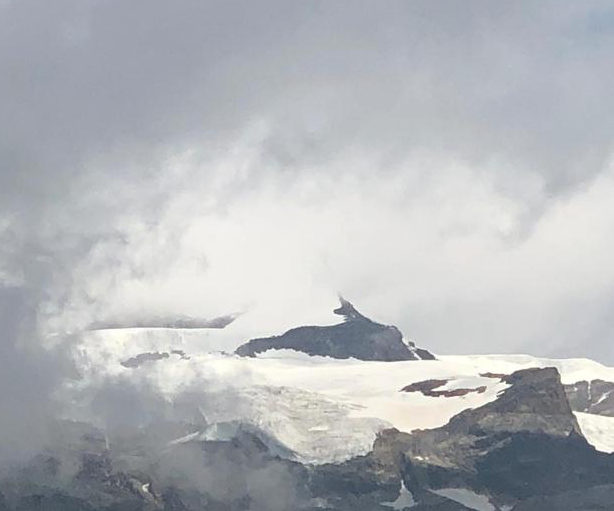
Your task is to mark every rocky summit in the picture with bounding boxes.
[309,367,614,510]
[235,297,436,361]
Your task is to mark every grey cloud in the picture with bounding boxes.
[2,0,613,207]
[0,286,74,464]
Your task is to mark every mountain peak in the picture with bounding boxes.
[235,299,436,361]
[333,296,367,322]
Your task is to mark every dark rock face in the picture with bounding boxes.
[511,484,614,510]
[235,297,436,361]
[474,431,614,500]
[401,379,449,394]
[13,495,95,511]
[401,379,487,398]
[444,367,582,437]
[5,365,614,510]
[398,367,614,506]
[309,367,614,510]
[393,367,589,500]
[121,351,189,368]
[121,352,170,368]
[564,379,614,416]
[480,372,508,380]
[0,419,310,511]
[491,373,614,418]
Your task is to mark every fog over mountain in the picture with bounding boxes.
[1,0,614,496]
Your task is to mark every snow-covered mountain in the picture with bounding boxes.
[68,340,614,465]
[5,300,614,510]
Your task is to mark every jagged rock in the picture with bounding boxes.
[1,418,313,511]
[564,379,614,416]
[235,297,435,361]
[400,380,450,395]
[309,452,400,502]
[5,360,614,510]
[399,367,614,502]
[121,352,170,368]
[121,351,190,368]
[444,367,582,437]
[401,379,487,398]
[314,367,614,509]
[480,373,508,380]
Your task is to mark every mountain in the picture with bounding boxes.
[4,302,614,510]
[307,366,614,510]
[235,297,435,361]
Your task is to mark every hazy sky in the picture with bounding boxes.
[2,0,614,390]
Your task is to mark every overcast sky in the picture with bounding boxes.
[2,0,614,386]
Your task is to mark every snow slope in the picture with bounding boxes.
[382,482,417,509]
[431,488,496,511]
[574,412,614,453]
[65,328,614,464]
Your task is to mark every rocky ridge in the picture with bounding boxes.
[564,379,614,416]
[235,297,435,361]
[4,365,614,510]
[307,367,614,510]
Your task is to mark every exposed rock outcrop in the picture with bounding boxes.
[395,367,614,505]
[1,420,310,511]
[4,359,614,510]
[310,367,614,509]
[512,484,614,510]
[121,351,171,368]
[121,350,189,368]
[235,297,435,361]
[401,379,487,398]
[444,367,582,437]
[564,379,614,416]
